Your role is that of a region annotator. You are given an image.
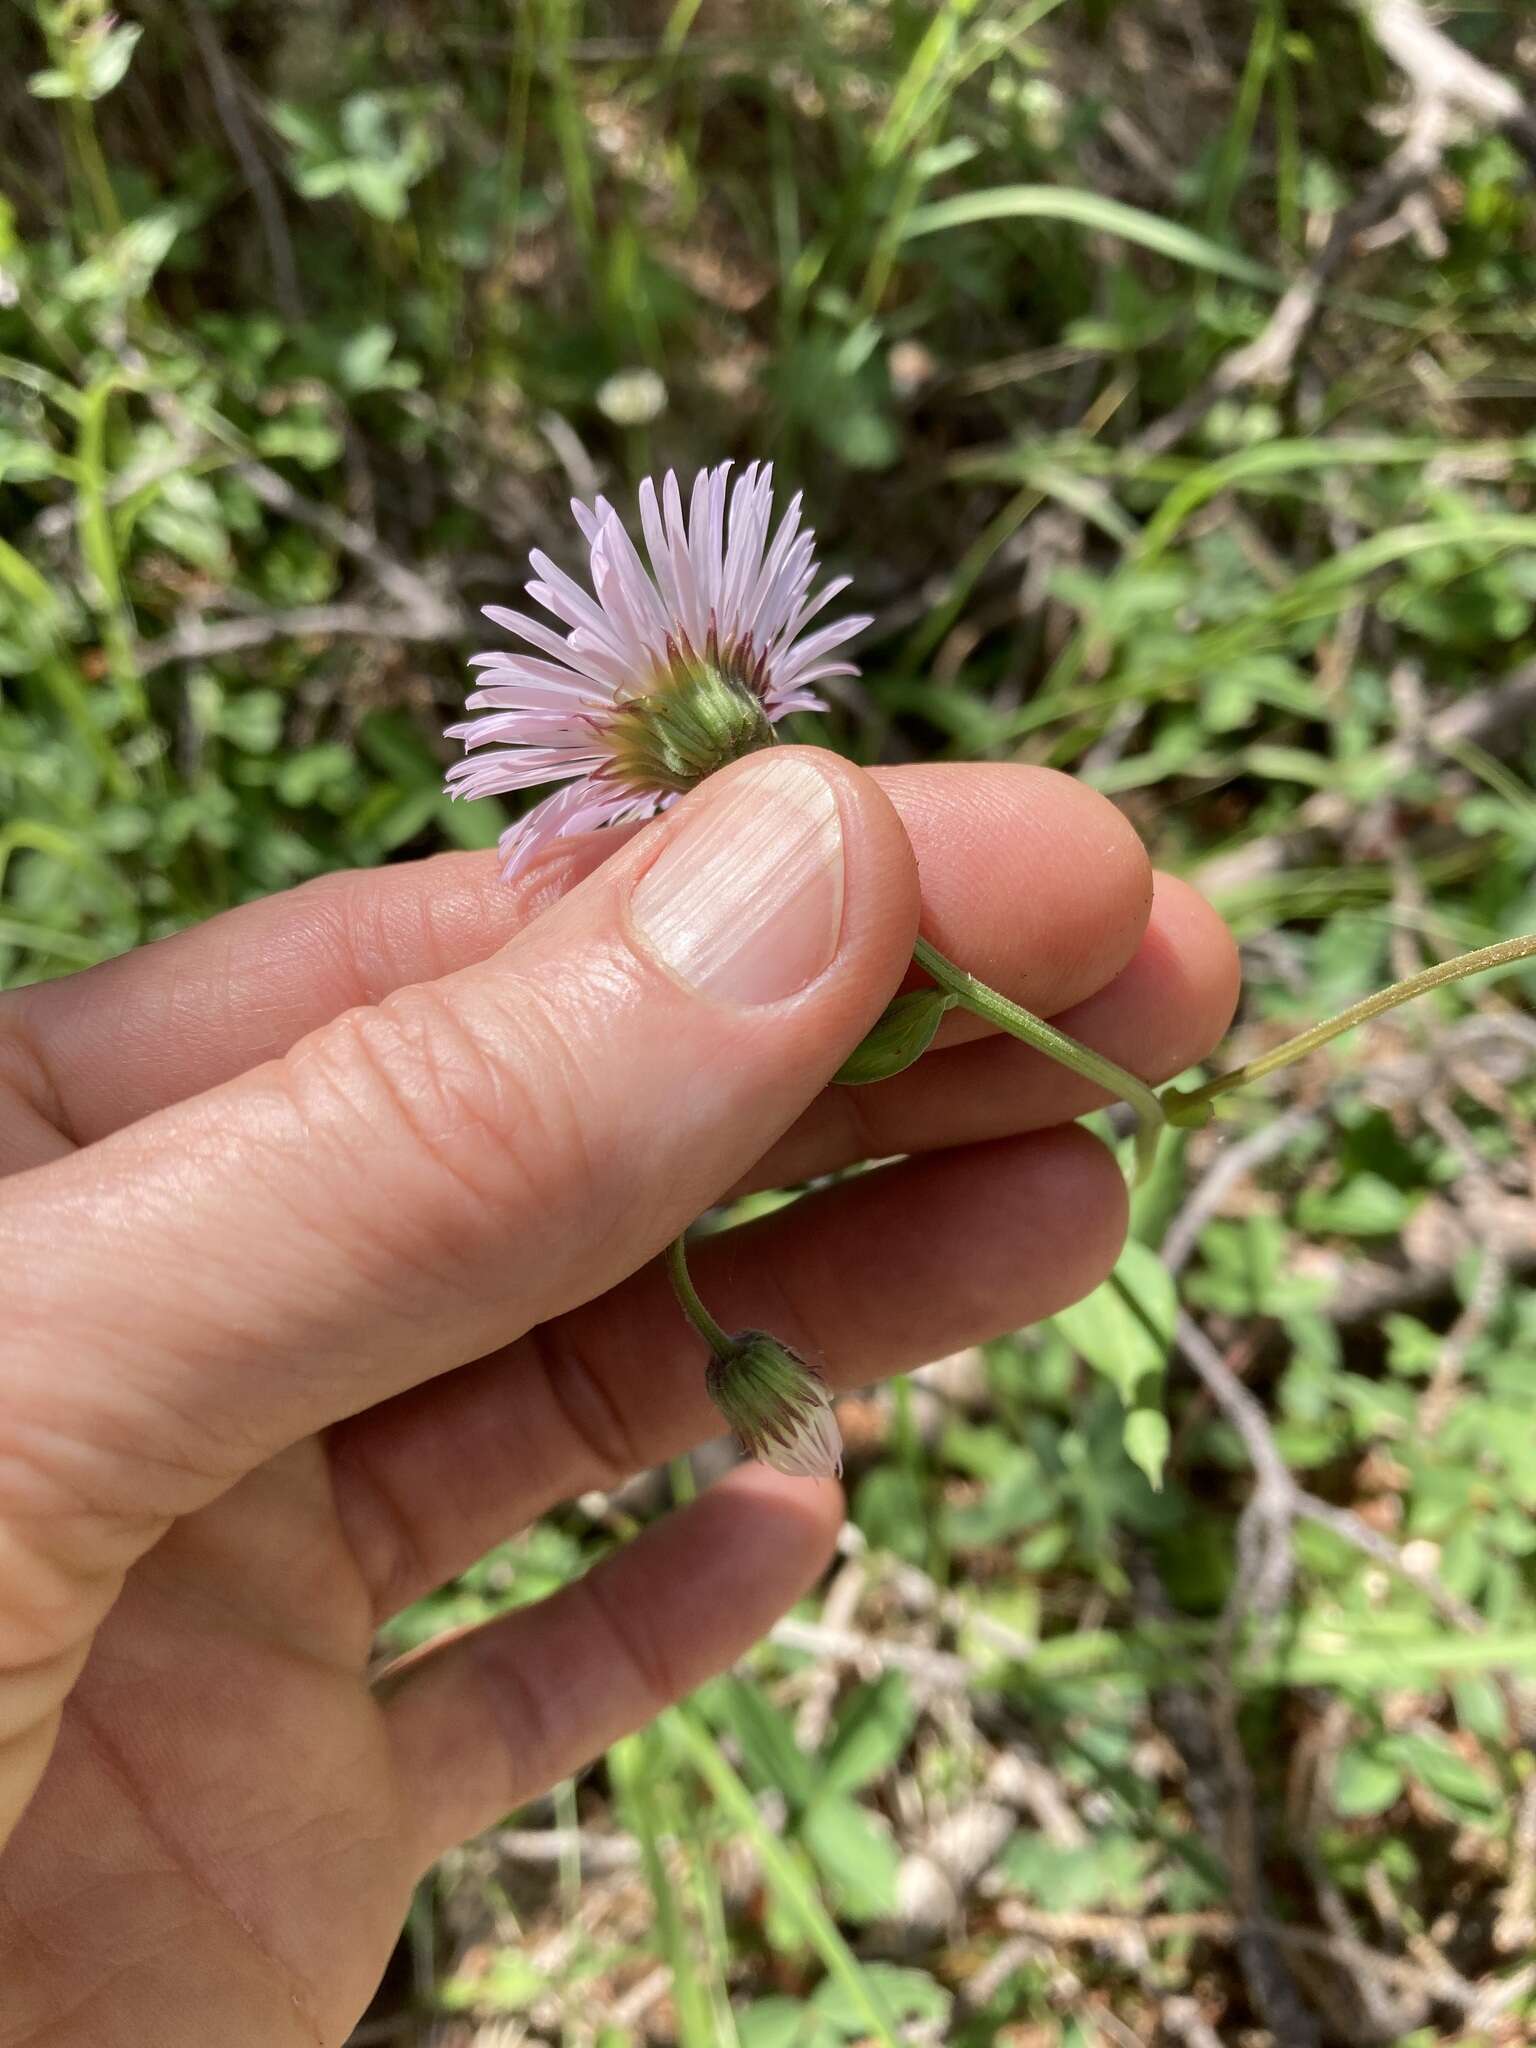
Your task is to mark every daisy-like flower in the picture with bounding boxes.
[706,1332,843,1481]
[446,462,871,877]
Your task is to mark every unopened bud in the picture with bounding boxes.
[705,1331,843,1479]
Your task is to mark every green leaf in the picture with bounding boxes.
[438,1951,545,2013]
[851,1466,929,1564]
[1054,1239,1176,1405]
[61,209,183,305]
[821,1674,915,1797]
[275,744,357,809]
[1384,1732,1500,1821]
[1124,1409,1171,1491]
[436,789,506,851]
[714,1680,819,1808]
[1296,1171,1414,1237]
[669,1711,901,2047]
[1332,1744,1404,1818]
[941,1452,1057,1548]
[1452,1674,1509,1746]
[801,1794,900,1922]
[737,2000,834,2048]
[832,989,954,1085]
[998,1831,1154,1911]
[335,322,419,392]
[810,1965,950,2034]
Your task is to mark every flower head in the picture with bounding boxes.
[446,462,870,878]
[706,1331,843,1480]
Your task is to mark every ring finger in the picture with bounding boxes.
[329,1121,1127,1620]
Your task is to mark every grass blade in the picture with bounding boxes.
[902,184,1280,288]
[667,1705,901,2048]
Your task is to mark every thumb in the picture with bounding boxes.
[4,750,918,1539]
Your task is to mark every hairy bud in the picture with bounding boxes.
[705,1331,843,1479]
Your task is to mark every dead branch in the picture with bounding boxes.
[1362,0,1536,157]
[494,1827,640,1873]
[768,1615,972,1691]
[135,602,454,673]
[233,460,465,632]
[994,1901,1489,2016]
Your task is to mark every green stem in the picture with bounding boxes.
[70,97,121,235]
[610,1732,718,2048]
[1164,932,1536,1124]
[76,375,152,738]
[666,1234,734,1360]
[913,935,1165,1181]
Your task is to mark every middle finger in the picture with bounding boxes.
[329,1121,1127,1619]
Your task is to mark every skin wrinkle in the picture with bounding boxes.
[321,1427,435,1632]
[3,1955,170,2048]
[458,1603,574,1821]
[132,1462,372,1667]
[0,1509,131,1667]
[263,964,609,1346]
[524,1318,647,1500]
[55,1696,329,2048]
[2,1265,279,1512]
[504,942,647,1259]
[0,1646,86,1745]
[270,1029,515,1315]
[564,1563,686,1735]
[0,1029,75,1153]
[318,981,558,1242]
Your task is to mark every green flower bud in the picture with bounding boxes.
[705,1331,843,1479]
[833,988,956,1086]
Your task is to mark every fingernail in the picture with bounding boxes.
[630,754,846,1004]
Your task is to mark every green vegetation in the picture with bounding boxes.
[4,1,1536,2040]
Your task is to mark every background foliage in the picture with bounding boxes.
[4,1,1536,2042]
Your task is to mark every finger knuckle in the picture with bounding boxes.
[574,1563,687,1718]
[527,1319,645,1491]
[285,976,593,1267]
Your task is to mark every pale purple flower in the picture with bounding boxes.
[446,462,871,878]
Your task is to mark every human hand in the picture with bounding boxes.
[0,751,1236,2045]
